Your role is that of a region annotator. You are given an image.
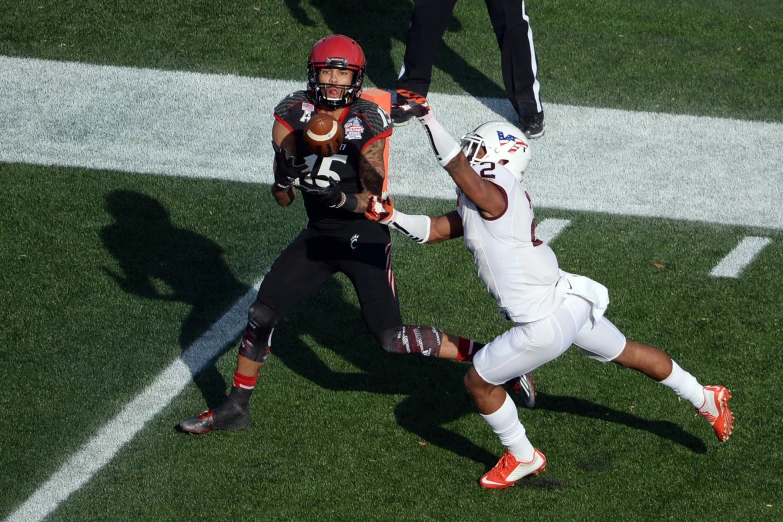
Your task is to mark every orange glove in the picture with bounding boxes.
[365,195,395,224]
[393,89,431,119]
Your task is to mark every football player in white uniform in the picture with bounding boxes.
[365,89,734,489]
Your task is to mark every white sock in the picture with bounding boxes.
[659,360,705,408]
[480,393,536,462]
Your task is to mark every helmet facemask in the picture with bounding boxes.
[308,60,363,109]
[307,35,366,110]
[460,133,486,166]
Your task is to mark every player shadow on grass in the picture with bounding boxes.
[268,277,707,473]
[533,393,707,454]
[284,0,509,117]
[268,276,499,468]
[100,190,250,409]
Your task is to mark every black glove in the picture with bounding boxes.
[295,175,346,208]
[272,141,308,190]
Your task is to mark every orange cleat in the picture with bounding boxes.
[698,385,734,442]
[479,449,546,489]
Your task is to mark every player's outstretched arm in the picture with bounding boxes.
[366,196,463,244]
[394,90,505,218]
[429,210,464,243]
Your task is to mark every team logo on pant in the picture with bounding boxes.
[350,234,360,251]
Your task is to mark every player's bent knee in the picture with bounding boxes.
[248,300,277,327]
[463,367,489,396]
[375,327,405,354]
[463,370,474,393]
[239,300,280,362]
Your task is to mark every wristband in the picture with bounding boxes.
[331,192,346,208]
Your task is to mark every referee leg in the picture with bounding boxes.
[397,0,459,97]
[485,0,543,128]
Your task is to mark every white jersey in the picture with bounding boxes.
[457,162,561,323]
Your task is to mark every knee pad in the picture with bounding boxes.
[375,327,401,354]
[239,300,280,362]
[374,325,442,358]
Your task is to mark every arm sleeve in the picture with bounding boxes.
[387,210,431,244]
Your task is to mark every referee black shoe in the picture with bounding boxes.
[521,112,545,139]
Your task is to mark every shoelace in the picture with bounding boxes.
[499,454,515,473]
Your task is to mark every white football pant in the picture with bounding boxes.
[474,294,627,386]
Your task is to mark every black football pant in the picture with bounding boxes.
[397,0,542,121]
[256,223,403,339]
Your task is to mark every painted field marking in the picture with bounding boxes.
[1,56,782,230]
[536,219,571,244]
[5,284,260,522]
[709,236,772,278]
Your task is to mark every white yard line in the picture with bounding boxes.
[5,285,259,522]
[536,219,571,244]
[709,237,772,278]
[1,56,781,230]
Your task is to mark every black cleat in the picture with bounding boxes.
[177,396,251,434]
[178,410,217,434]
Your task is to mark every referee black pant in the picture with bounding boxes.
[397,0,543,122]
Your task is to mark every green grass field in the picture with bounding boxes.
[1,1,782,521]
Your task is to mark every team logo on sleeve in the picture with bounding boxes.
[496,131,527,153]
[344,117,364,140]
[300,102,315,123]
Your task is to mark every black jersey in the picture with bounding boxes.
[274,91,392,231]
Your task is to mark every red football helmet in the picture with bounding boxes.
[307,35,366,109]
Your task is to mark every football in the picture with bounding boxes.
[304,113,344,157]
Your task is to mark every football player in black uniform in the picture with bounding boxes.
[178,35,487,434]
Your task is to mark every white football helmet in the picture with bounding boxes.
[460,121,532,182]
